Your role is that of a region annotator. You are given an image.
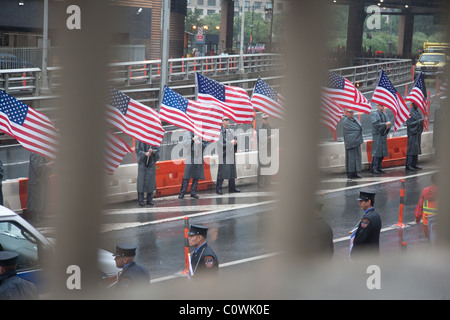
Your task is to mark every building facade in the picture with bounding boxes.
[0,0,188,62]
[187,0,290,18]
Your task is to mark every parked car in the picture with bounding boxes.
[0,53,35,69]
[0,205,120,295]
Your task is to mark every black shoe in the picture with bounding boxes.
[147,201,155,206]
[353,174,362,179]
[378,169,386,173]
[230,188,241,193]
[190,194,199,199]
[216,190,223,195]
[406,166,416,171]
[139,201,146,206]
[371,170,381,174]
[178,194,184,199]
[413,165,422,170]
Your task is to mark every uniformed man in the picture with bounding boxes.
[187,224,219,278]
[350,191,382,260]
[216,116,240,195]
[370,104,391,174]
[178,131,208,199]
[0,251,39,300]
[257,113,275,188]
[26,152,54,222]
[343,109,363,179]
[311,203,334,260]
[405,103,424,171]
[113,243,150,289]
[136,140,160,206]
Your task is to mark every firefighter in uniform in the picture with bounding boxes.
[350,191,382,260]
[113,243,150,289]
[187,225,219,279]
[415,173,439,240]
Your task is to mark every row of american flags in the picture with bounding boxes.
[321,69,433,133]
[0,73,285,175]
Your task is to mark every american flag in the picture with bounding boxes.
[106,87,165,147]
[159,86,222,142]
[322,72,372,114]
[251,78,285,120]
[0,90,59,159]
[320,93,343,132]
[372,69,409,132]
[104,130,132,175]
[196,73,254,124]
[406,72,428,115]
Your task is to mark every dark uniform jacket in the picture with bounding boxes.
[136,141,160,193]
[190,242,219,277]
[117,261,150,289]
[0,269,39,300]
[370,110,390,157]
[351,208,382,258]
[405,106,423,156]
[183,131,208,180]
[217,126,237,180]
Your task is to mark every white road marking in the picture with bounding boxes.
[100,200,278,233]
[317,170,437,195]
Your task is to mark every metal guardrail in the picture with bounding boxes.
[0,53,284,97]
[329,58,413,90]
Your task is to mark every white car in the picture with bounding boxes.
[0,206,120,294]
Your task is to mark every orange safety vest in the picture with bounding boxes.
[422,199,438,225]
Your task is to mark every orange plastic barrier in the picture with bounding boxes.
[154,159,214,198]
[366,136,408,168]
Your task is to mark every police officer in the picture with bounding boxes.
[0,251,39,300]
[350,191,382,259]
[187,224,219,278]
[370,104,391,174]
[113,243,150,289]
[178,131,208,199]
[216,116,240,195]
[136,141,159,206]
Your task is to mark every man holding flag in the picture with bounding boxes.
[405,72,426,171]
[370,104,391,174]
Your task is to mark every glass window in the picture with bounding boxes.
[207,0,216,6]
[0,221,39,271]
[198,0,204,5]
[254,2,262,9]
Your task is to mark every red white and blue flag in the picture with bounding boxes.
[104,130,132,175]
[320,93,343,132]
[322,72,372,114]
[196,73,253,124]
[106,87,165,147]
[372,69,409,132]
[406,72,428,115]
[159,86,222,142]
[0,90,59,159]
[251,78,285,120]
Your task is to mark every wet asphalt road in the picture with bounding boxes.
[93,162,437,282]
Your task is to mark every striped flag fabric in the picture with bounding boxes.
[104,130,132,175]
[195,72,254,124]
[0,90,59,159]
[251,78,285,120]
[322,72,372,114]
[159,86,222,142]
[371,69,409,132]
[406,72,428,115]
[106,87,165,147]
[320,93,344,132]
